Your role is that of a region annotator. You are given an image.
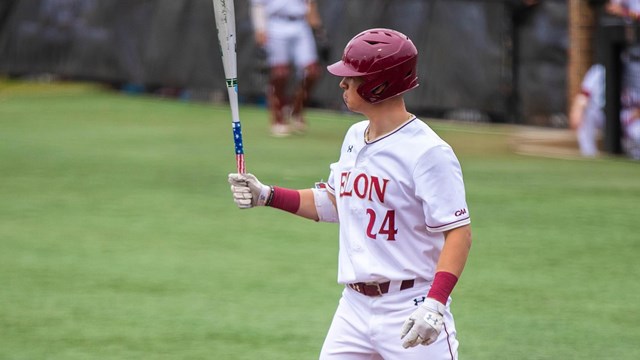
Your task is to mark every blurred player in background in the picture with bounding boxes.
[229,28,472,359]
[606,0,640,19]
[569,64,605,157]
[604,0,640,158]
[569,60,640,159]
[250,0,322,137]
[620,56,640,159]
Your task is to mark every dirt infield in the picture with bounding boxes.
[508,126,592,159]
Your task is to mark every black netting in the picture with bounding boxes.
[0,0,568,124]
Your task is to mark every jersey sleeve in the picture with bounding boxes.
[326,162,337,196]
[582,65,603,95]
[581,64,605,109]
[414,145,470,233]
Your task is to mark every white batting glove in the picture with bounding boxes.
[400,298,446,348]
[228,173,271,209]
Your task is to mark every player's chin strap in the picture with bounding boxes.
[312,184,339,223]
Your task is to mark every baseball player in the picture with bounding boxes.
[229,28,472,359]
[606,0,640,20]
[609,0,640,159]
[250,0,322,136]
[620,107,640,158]
[569,64,605,157]
[620,57,640,159]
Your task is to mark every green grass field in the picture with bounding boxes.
[1,80,639,359]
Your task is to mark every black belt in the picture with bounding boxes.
[348,279,415,297]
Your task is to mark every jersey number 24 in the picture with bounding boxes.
[365,209,397,240]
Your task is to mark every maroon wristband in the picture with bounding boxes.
[427,271,459,305]
[267,186,301,214]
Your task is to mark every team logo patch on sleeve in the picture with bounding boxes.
[455,208,467,217]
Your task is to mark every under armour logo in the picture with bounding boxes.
[413,296,426,306]
[347,145,354,152]
[425,314,440,326]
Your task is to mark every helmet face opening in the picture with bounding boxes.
[327,28,419,103]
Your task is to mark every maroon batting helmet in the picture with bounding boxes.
[327,28,419,104]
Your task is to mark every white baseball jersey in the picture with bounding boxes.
[325,117,471,285]
[251,0,317,68]
[252,0,309,18]
[581,64,605,111]
[576,64,605,157]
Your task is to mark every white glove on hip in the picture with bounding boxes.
[228,173,271,209]
[400,297,446,348]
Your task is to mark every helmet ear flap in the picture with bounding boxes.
[356,81,388,103]
[356,55,419,103]
[371,82,388,96]
[356,75,386,103]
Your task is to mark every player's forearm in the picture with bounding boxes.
[436,225,472,277]
[250,2,266,33]
[264,187,324,221]
[295,188,320,220]
[250,2,267,46]
[426,225,471,305]
[306,0,322,29]
[569,94,588,130]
